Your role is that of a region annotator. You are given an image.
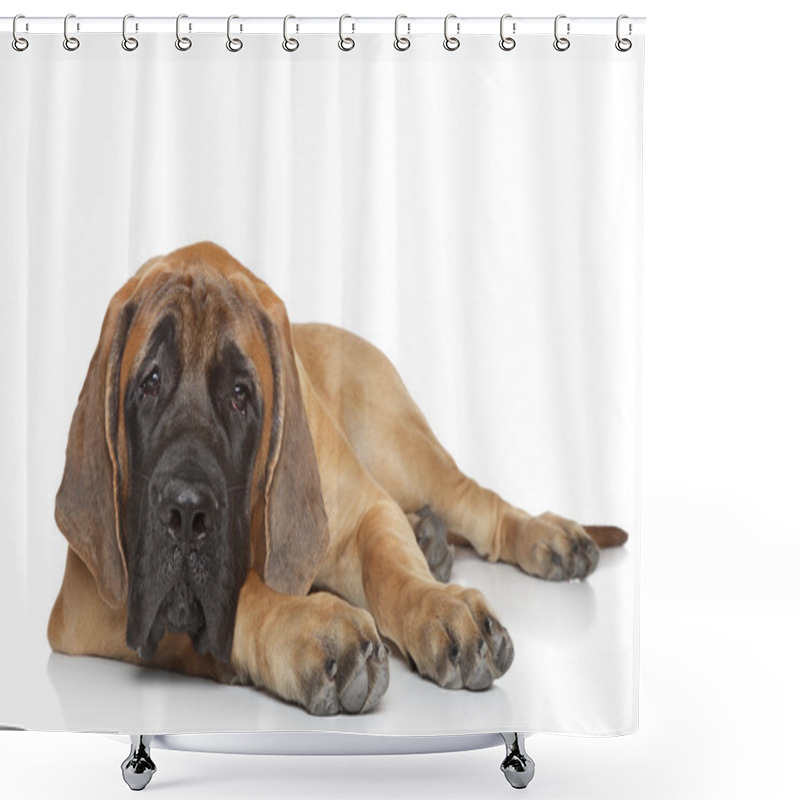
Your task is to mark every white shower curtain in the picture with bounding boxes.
[0,19,643,736]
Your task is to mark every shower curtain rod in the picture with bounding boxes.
[1,16,645,37]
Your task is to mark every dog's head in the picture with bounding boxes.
[55,242,328,662]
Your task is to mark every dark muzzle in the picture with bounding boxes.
[126,441,247,664]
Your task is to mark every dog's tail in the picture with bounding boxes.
[584,525,629,549]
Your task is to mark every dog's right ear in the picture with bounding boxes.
[55,279,139,609]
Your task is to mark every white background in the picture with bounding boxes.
[1,1,799,799]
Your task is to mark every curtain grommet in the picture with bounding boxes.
[121,14,139,52]
[553,14,570,52]
[12,15,29,51]
[443,14,460,51]
[226,15,243,52]
[499,14,516,51]
[282,15,299,52]
[394,14,411,51]
[63,13,80,52]
[338,14,355,51]
[175,14,192,51]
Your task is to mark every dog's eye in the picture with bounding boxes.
[231,384,248,415]
[139,367,160,399]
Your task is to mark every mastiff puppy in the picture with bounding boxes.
[48,242,626,715]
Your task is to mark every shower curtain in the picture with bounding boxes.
[0,17,643,738]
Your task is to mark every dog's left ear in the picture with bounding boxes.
[256,284,329,596]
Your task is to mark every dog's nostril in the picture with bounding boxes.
[166,508,182,538]
[191,511,208,540]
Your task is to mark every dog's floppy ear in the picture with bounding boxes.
[256,285,329,596]
[55,281,138,609]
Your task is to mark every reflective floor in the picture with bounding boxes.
[3,544,635,736]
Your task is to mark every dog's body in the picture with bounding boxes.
[48,242,626,715]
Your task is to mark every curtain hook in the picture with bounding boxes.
[63,13,80,51]
[175,14,192,51]
[12,14,29,52]
[443,13,460,51]
[615,14,632,52]
[553,14,570,52]
[282,15,299,52]
[227,15,243,52]
[499,14,516,51]
[394,14,410,51]
[122,14,139,52]
[338,14,355,51]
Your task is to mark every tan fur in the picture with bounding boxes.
[48,242,626,714]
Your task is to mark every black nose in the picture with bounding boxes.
[158,479,218,542]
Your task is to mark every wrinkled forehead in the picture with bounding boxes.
[122,266,268,379]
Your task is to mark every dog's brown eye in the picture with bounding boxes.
[232,384,248,415]
[139,367,160,398]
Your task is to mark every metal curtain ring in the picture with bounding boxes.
[338,14,355,51]
[499,13,516,51]
[553,14,570,52]
[176,14,192,51]
[443,14,460,51]
[122,14,139,51]
[394,14,410,51]
[12,14,29,51]
[227,15,243,52]
[282,15,299,51]
[615,14,632,52]
[63,13,80,51]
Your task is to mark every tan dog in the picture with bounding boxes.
[48,242,627,715]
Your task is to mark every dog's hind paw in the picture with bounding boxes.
[505,512,600,581]
[412,507,455,583]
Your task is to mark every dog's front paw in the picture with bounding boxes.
[402,585,513,690]
[241,591,390,715]
[296,595,390,715]
[507,512,599,580]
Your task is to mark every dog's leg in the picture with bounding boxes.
[295,351,514,691]
[393,433,623,581]
[424,476,627,581]
[345,500,515,690]
[294,324,626,582]
[48,550,389,715]
[230,571,389,715]
[343,395,617,581]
